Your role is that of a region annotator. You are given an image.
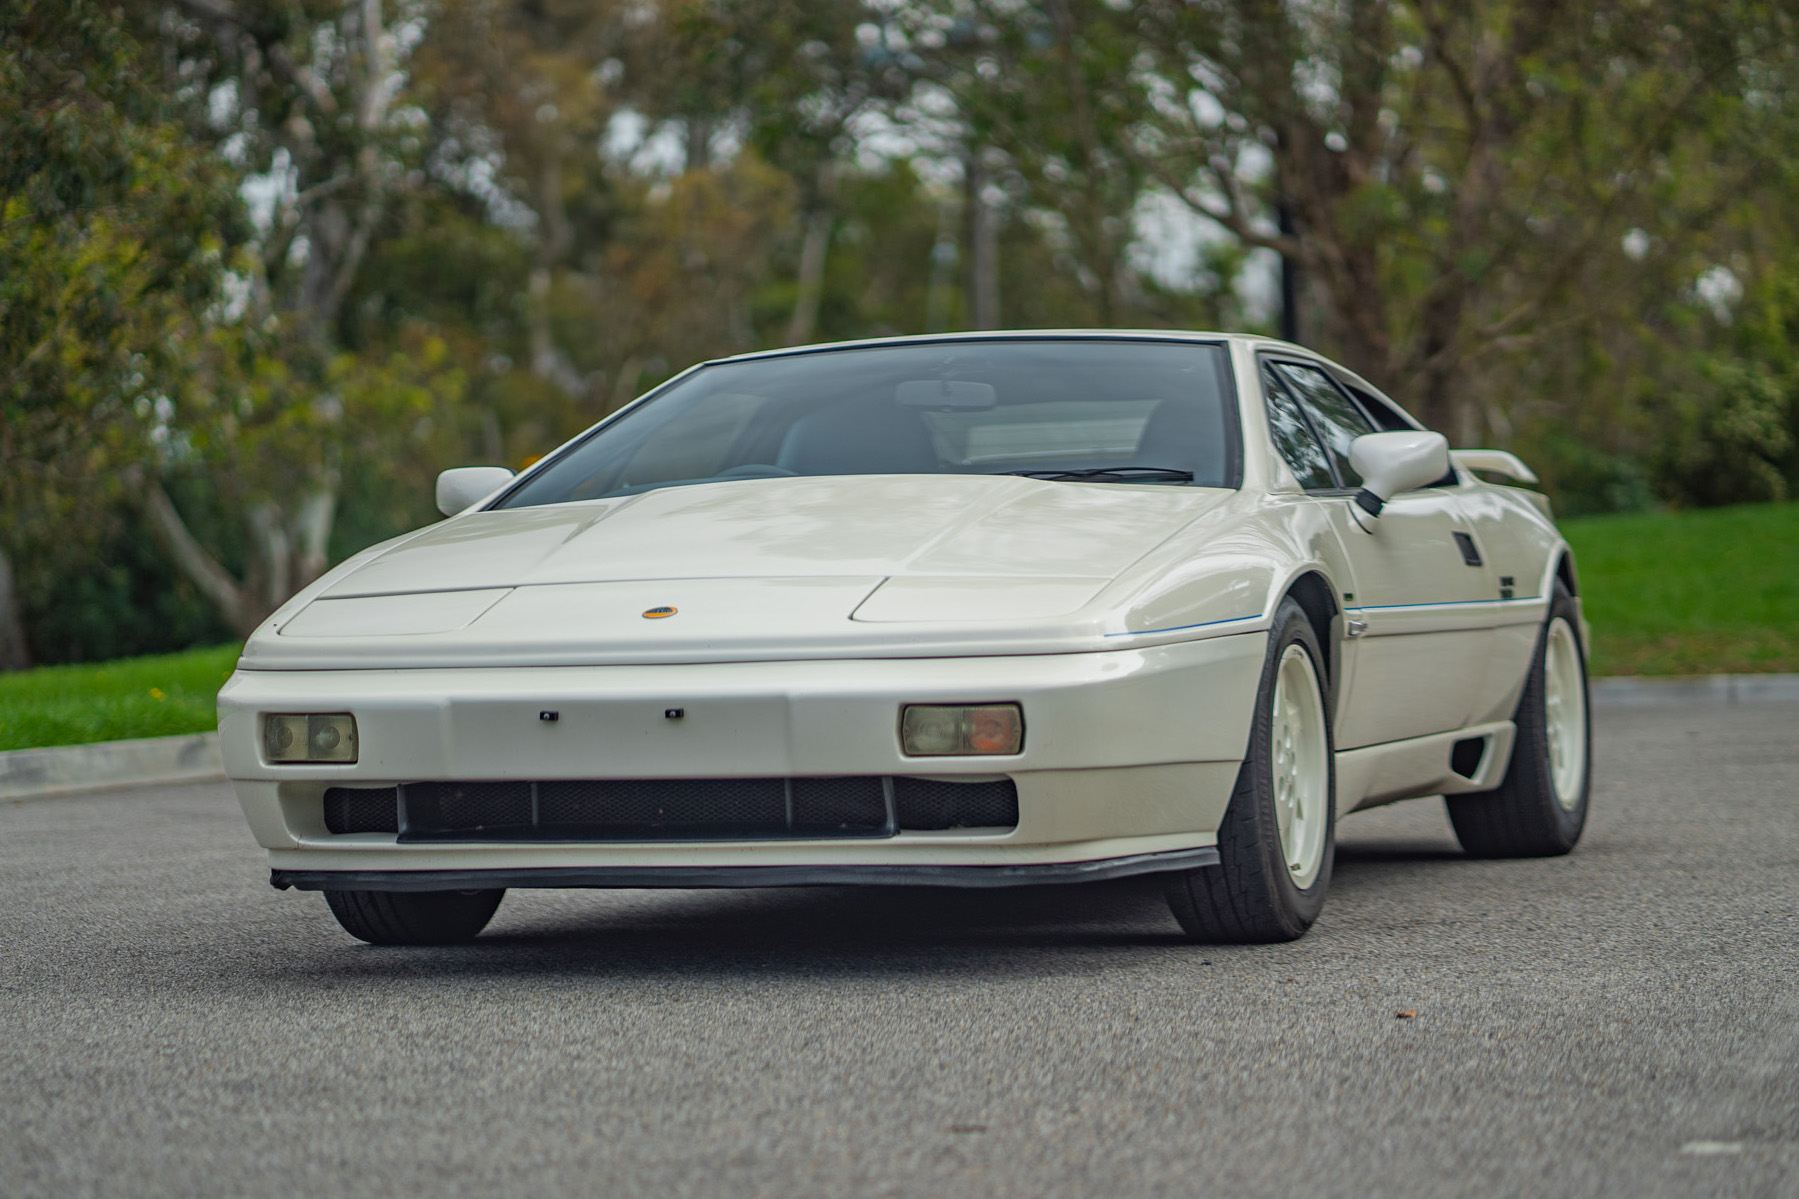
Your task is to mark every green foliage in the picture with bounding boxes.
[1646,266,1799,507]
[1564,501,1799,675]
[0,0,239,499]
[0,643,239,751]
[1654,359,1794,506]
[12,501,233,665]
[9,0,1799,669]
[1521,433,1660,519]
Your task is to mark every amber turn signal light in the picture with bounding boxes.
[900,704,1024,756]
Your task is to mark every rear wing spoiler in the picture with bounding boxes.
[1451,449,1538,485]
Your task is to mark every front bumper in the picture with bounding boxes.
[220,634,1264,878]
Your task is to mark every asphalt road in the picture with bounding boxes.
[2,702,1796,1198]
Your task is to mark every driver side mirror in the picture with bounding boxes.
[1347,431,1450,519]
[436,466,516,517]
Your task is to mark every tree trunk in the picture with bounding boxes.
[526,158,583,396]
[1277,201,1300,345]
[784,207,832,347]
[1413,285,1470,438]
[291,487,337,592]
[925,199,958,333]
[965,151,1001,330]
[142,483,338,640]
[608,355,645,414]
[0,547,29,671]
[685,118,715,172]
[145,484,252,633]
[785,162,838,348]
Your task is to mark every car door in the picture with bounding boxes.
[1260,358,1497,749]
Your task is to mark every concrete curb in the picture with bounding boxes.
[1589,672,1799,708]
[0,732,222,803]
[3,671,1797,803]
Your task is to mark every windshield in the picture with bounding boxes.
[495,338,1239,509]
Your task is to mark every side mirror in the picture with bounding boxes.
[1347,431,1450,519]
[435,466,515,517]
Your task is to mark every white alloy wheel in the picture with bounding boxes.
[1543,616,1588,809]
[1271,643,1329,889]
[1444,580,1590,859]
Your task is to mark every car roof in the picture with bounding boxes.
[711,329,1309,365]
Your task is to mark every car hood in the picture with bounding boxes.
[321,473,1225,594]
[244,474,1237,669]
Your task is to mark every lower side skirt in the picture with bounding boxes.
[270,846,1220,892]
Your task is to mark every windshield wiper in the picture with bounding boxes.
[1002,466,1195,483]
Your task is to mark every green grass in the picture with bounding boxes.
[0,643,240,753]
[1563,500,1799,676]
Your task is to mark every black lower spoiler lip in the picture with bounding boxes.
[270,847,1219,892]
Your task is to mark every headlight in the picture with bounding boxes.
[900,704,1023,756]
[263,713,358,764]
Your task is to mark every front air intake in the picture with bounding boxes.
[324,777,1017,841]
[324,786,400,834]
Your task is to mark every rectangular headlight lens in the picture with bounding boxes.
[900,704,1023,756]
[263,713,358,764]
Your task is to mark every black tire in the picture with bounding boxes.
[323,888,505,946]
[1165,597,1336,943]
[1446,580,1590,858]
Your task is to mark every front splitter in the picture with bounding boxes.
[270,846,1220,892]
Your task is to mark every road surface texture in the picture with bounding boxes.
[2,701,1795,1198]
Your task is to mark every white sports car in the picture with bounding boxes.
[220,332,1590,946]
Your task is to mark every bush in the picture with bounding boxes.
[1651,358,1795,508]
[12,501,231,666]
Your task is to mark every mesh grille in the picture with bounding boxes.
[791,776,887,834]
[323,787,398,834]
[894,777,1019,830]
[538,778,787,835]
[380,776,1018,842]
[406,781,532,833]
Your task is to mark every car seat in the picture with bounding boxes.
[775,400,942,476]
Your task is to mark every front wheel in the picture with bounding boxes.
[1446,580,1590,857]
[324,889,505,946]
[1165,597,1335,943]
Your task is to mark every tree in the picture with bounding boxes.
[1123,0,1781,441]
[0,0,241,665]
[127,0,449,634]
[635,0,903,346]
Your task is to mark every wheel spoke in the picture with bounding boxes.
[1542,618,1587,810]
[1270,644,1327,889]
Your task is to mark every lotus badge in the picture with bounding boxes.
[642,606,677,619]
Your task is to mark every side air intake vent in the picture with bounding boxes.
[323,787,399,834]
[1449,737,1487,780]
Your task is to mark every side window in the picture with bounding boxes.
[1271,362,1376,487]
[1261,364,1336,490]
[1339,380,1415,432]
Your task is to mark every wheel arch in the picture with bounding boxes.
[1280,569,1342,706]
[1553,548,1580,597]
[1543,544,1591,651]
